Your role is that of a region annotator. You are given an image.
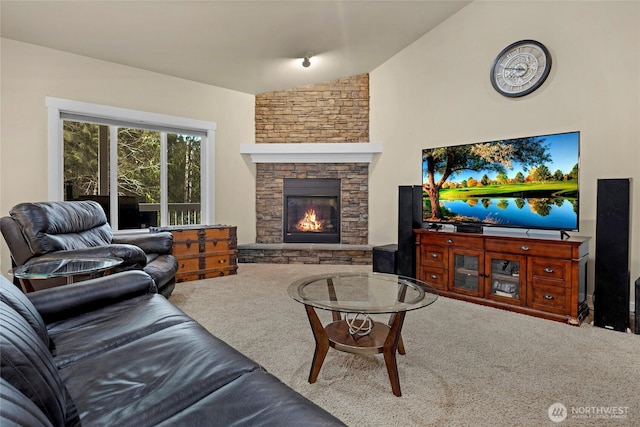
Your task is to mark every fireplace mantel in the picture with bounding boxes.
[240,143,382,163]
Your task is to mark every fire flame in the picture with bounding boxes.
[296,209,323,232]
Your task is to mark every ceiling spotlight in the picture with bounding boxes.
[302,52,314,68]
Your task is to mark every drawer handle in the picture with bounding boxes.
[430,274,438,279]
[446,239,454,244]
[431,253,438,258]
[520,246,530,251]
[218,259,227,264]
[544,268,554,273]
[543,294,554,300]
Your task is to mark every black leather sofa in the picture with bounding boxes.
[0,201,178,297]
[0,271,345,426]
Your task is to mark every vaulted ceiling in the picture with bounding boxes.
[1,1,470,94]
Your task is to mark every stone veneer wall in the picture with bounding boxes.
[255,74,369,143]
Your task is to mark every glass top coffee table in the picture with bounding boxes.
[288,272,438,396]
[11,257,123,293]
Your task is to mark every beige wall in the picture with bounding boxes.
[0,38,256,275]
[369,1,639,301]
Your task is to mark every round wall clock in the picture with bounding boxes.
[490,39,552,98]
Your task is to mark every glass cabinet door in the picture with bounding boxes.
[450,249,483,297]
[486,253,526,305]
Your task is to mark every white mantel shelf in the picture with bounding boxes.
[240,142,382,163]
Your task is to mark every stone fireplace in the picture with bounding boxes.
[237,74,379,264]
[254,162,369,245]
[237,143,382,264]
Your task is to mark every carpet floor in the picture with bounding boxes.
[170,263,639,426]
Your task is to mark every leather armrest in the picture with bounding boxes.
[113,231,173,255]
[27,270,157,324]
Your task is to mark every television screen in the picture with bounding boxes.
[422,131,580,231]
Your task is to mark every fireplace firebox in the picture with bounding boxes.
[283,178,340,244]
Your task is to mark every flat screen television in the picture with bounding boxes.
[422,131,580,233]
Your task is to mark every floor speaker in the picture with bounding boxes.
[594,178,631,332]
[397,185,422,278]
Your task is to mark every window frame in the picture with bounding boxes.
[46,97,216,227]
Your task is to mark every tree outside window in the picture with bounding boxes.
[63,121,201,229]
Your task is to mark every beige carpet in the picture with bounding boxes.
[170,263,639,427]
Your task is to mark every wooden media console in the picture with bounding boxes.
[414,229,590,325]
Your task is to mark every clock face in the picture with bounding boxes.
[491,40,552,97]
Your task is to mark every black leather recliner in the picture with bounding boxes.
[0,201,178,297]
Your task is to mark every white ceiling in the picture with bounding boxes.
[1,0,470,95]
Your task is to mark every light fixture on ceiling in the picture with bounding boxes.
[302,51,314,68]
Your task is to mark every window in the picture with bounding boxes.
[47,97,216,229]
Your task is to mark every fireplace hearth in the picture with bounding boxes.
[283,178,340,244]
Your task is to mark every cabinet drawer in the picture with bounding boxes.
[420,245,447,267]
[171,231,236,256]
[529,283,567,313]
[176,266,238,282]
[418,266,446,290]
[485,239,572,258]
[422,233,483,249]
[529,258,570,283]
[167,226,235,239]
[172,241,233,256]
[176,252,236,272]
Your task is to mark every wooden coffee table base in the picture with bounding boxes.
[304,305,408,396]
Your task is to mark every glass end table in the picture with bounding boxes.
[10,257,123,293]
[288,272,438,396]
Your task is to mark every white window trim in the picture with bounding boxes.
[46,97,217,225]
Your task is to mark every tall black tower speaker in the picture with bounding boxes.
[397,185,423,278]
[594,178,632,332]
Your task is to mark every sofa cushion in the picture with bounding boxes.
[10,201,113,255]
[46,294,192,369]
[155,369,346,426]
[0,302,71,426]
[0,276,49,347]
[58,321,263,426]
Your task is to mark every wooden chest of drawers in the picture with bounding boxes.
[152,225,238,282]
